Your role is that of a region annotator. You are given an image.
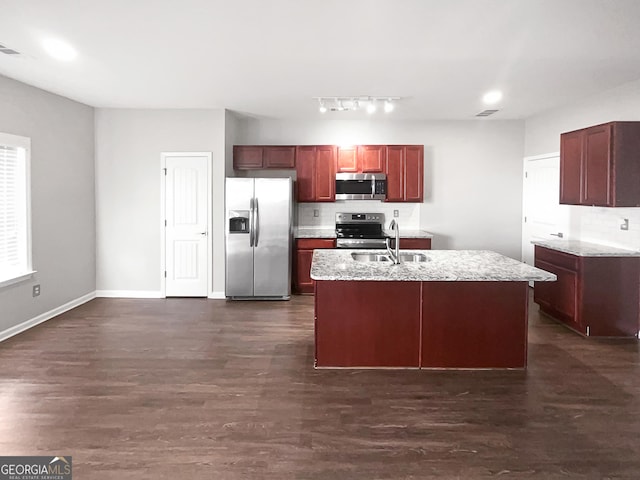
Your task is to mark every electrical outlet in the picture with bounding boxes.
[32,284,40,297]
[393,210,399,218]
[313,209,319,217]
[620,218,629,231]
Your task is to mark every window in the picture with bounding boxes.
[0,132,33,287]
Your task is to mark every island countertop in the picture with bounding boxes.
[310,249,557,282]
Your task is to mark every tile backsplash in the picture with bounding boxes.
[297,201,421,230]
[568,206,640,251]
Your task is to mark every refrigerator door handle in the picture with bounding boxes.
[254,197,260,247]
[249,197,255,247]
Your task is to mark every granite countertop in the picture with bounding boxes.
[294,227,336,239]
[310,249,556,282]
[532,239,640,257]
[384,229,434,239]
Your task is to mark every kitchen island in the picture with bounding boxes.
[310,249,556,369]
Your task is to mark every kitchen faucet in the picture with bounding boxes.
[386,219,400,264]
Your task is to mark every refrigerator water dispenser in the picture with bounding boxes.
[228,211,250,233]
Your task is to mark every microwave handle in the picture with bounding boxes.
[371,177,375,196]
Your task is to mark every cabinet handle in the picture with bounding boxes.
[549,232,564,238]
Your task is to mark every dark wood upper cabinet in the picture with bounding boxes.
[295,146,316,202]
[315,146,336,201]
[233,145,295,170]
[233,146,264,169]
[560,121,640,207]
[385,146,404,202]
[404,146,424,202]
[264,146,296,168]
[336,146,358,172]
[385,145,424,203]
[358,145,386,173]
[295,145,335,202]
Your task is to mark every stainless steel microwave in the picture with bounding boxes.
[335,173,387,200]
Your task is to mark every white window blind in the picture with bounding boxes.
[0,133,31,285]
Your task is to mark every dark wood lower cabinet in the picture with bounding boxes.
[314,280,529,369]
[293,239,335,294]
[534,246,640,337]
[399,238,431,249]
[315,281,421,367]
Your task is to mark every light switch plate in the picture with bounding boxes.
[32,284,40,297]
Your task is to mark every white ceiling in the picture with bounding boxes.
[1,0,640,120]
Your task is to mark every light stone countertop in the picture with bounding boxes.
[384,229,434,239]
[294,227,337,239]
[310,249,557,282]
[532,239,640,257]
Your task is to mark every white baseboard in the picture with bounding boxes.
[96,290,163,298]
[0,291,96,343]
[208,291,226,299]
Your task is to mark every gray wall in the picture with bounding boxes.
[95,108,226,296]
[0,74,95,331]
[237,118,526,259]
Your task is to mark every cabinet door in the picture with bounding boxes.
[336,146,358,172]
[559,131,583,205]
[233,146,263,169]
[582,125,612,206]
[404,146,424,202]
[400,238,431,249]
[385,146,404,202]
[534,259,579,329]
[264,146,296,169]
[295,146,315,202]
[295,249,315,294]
[358,145,385,172]
[315,146,336,201]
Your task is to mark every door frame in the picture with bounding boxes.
[160,152,213,298]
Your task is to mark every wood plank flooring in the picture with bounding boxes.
[0,292,639,479]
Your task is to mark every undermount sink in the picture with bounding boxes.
[350,252,430,263]
[398,253,430,263]
[351,253,391,262]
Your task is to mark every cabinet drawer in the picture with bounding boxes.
[296,238,335,249]
[534,246,579,271]
[400,238,432,249]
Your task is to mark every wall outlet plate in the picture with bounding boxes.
[32,284,40,297]
[620,218,629,231]
[393,210,399,218]
[313,209,319,217]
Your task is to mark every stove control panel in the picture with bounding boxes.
[335,212,385,224]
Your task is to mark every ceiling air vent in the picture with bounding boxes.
[0,43,21,55]
[476,109,499,117]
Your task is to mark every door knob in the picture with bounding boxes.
[199,232,207,236]
[549,232,564,238]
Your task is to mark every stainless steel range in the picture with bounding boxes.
[335,212,387,249]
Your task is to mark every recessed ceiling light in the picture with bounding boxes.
[482,90,503,105]
[366,102,377,114]
[42,38,77,61]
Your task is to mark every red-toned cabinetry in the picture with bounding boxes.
[293,238,336,294]
[233,145,296,170]
[560,122,640,207]
[336,145,386,173]
[295,146,336,202]
[385,145,424,202]
[534,245,640,336]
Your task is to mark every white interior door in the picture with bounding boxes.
[165,155,208,297]
[522,153,570,267]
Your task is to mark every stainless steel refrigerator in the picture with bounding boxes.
[225,177,293,300]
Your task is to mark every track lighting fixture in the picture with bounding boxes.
[313,96,400,114]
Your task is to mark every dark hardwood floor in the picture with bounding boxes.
[0,291,639,479]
